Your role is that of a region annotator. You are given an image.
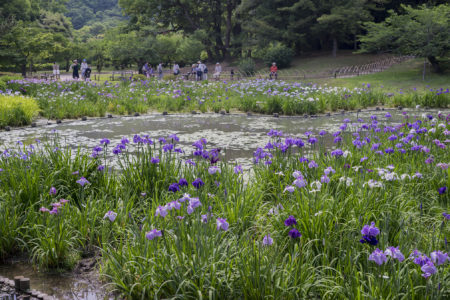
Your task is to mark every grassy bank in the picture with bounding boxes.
[3,77,448,123]
[0,113,448,298]
[0,94,39,128]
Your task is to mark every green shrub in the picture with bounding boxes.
[0,75,22,84]
[163,74,177,81]
[0,81,6,92]
[132,74,147,81]
[0,95,40,128]
[238,58,256,76]
[262,43,294,68]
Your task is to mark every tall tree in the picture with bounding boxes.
[359,4,450,72]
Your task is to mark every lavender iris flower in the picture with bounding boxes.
[145,229,162,240]
[263,234,274,246]
[49,187,57,196]
[103,211,117,222]
[430,251,449,266]
[438,186,447,194]
[76,177,90,187]
[216,218,229,231]
[369,248,387,265]
[385,246,405,262]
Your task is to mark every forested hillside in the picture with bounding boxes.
[0,0,448,75]
[65,0,125,29]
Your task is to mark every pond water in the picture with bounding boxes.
[0,108,447,299]
[0,261,111,299]
[1,109,443,167]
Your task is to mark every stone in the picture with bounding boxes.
[273,113,279,118]
[56,120,62,124]
[162,111,168,115]
[31,122,36,127]
[107,114,113,118]
[81,116,87,121]
[247,112,252,116]
[191,111,197,115]
[134,112,140,117]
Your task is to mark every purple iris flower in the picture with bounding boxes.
[216,218,229,231]
[168,183,180,192]
[103,211,117,222]
[430,251,449,266]
[49,187,57,196]
[76,177,90,187]
[100,138,110,145]
[234,165,243,174]
[151,157,160,164]
[284,216,297,226]
[98,165,105,171]
[192,178,204,189]
[385,246,405,262]
[155,206,168,218]
[263,234,273,246]
[288,228,301,239]
[146,229,162,240]
[169,134,179,142]
[360,221,379,246]
[369,248,387,265]
[178,178,188,187]
[438,187,447,194]
[443,213,450,220]
[421,261,437,278]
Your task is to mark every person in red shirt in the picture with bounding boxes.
[269,62,278,79]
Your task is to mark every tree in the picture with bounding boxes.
[119,0,241,60]
[359,4,450,72]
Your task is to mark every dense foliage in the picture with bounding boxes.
[0,112,448,298]
[359,4,450,73]
[1,1,449,74]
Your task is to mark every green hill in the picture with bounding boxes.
[65,0,125,30]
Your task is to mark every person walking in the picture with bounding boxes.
[203,64,208,80]
[53,62,60,80]
[196,61,203,81]
[173,63,180,76]
[157,63,164,80]
[143,62,150,78]
[213,62,222,80]
[269,62,278,80]
[81,59,88,80]
[70,60,79,80]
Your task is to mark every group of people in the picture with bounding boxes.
[141,61,224,81]
[63,59,278,81]
[70,59,91,81]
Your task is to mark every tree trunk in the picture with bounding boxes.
[21,63,26,77]
[332,37,337,58]
[427,56,441,73]
[66,59,70,72]
[225,0,233,49]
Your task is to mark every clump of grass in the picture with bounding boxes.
[0,94,39,128]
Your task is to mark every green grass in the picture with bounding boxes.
[0,94,40,128]
[311,58,450,92]
[0,116,448,298]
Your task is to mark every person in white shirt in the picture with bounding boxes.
[173,63,180,76]
[53,62,60,80]
[81,59,88,80]
[157,63,163,79]
[214,62,222,80]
